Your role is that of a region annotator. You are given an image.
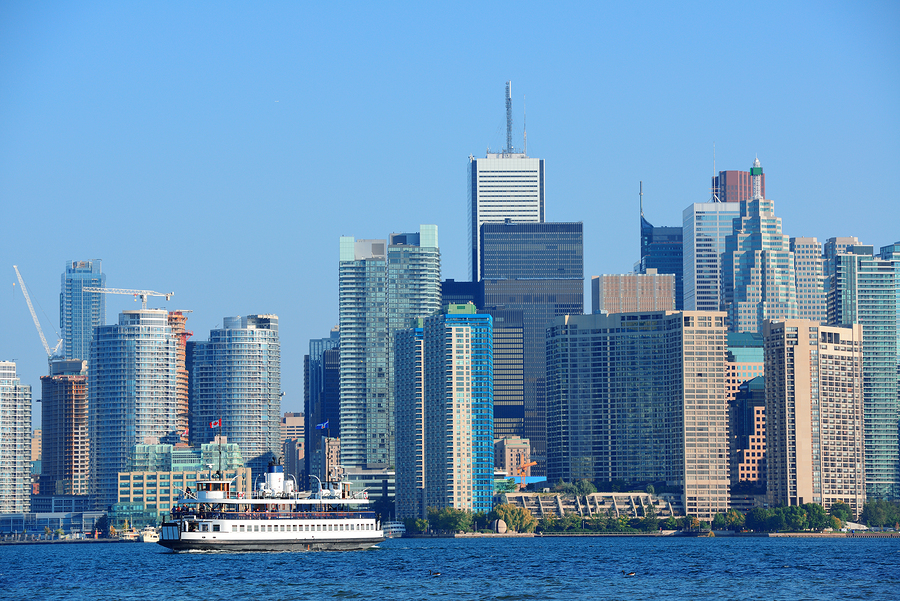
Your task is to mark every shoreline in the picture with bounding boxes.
[403,530,900,539]
[0,538,124,546]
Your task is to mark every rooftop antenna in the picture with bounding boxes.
[710,143,721,202]
[523,94,527,156]
[505,81,513,154]
[640,181,644,218]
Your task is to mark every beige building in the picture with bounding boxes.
[494,436,531,479]
[281,412,304,443]
[763,320,865,515]
[591,270,675,314]
[790,237,827,323]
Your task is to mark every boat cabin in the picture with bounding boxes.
[195,479,231,501]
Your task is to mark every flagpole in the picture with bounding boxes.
[218,417,222,477]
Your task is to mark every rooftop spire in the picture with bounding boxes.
[750,156,763,199]
[505,81,513,154]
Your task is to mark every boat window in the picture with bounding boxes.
[239,525,245,532]
[213,524,220,532]
[231,525,237,532]
[280,525,285,532]
[350,524,354,531]
[304,525,309,531]
[254,525,259,532]
[201,524,209,532]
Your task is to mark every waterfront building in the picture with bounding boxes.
[167,311,191,443]
[722,158,799,332]
[480,220,583,475]
[791,237,827,323]
[60,260,105,363]
[763,320,865,515]
[304,329,340,480]
[829,245,899,499]
[338,227,441,469]
[39,359,89,496]
[682,201,741,312]
[188,315,281,478]
[640,197,683,309]
[393,321,425,520]
[546,311,729,521]
[591,270,675,314]
[89,309,179,510]
[0,361,32,513]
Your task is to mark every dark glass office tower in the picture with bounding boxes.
[480,221,583,475]
[640,215,683,310]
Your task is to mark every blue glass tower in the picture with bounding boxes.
[60,260,105,362]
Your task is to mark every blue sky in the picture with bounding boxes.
[2,1,898,424]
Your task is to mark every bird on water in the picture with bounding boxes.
[622,570,636,577]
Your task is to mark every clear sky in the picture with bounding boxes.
[2,2,898,426]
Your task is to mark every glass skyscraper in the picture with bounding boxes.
[0,361,31,513]
[682,201,740,312]
[339,226,441,469]
[305,328,340,480]
[188,315,282,478]
[640,212,683,309]
[89,310,178,510]
[60,260,105,362]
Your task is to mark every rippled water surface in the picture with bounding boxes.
[2,536,898,600]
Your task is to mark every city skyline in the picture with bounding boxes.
[2,3,898,422]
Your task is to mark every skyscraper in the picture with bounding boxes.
[829,245,899,499]
[467,82,544,282]
[640,187,683,309]
[39,359,89,496]
[305,328,340,480]
[545,311,729,521]
[763,320,865,515]
[791,237,827,323]
[393,321,425,520]
[722,158,799,332]
[339,226,441,469]
[682,201,741,312]
[480,221,583,474]
[188,315,282,477]
[167,310,191,443]
[60,260,105,362]
[712,168,765,203]
[0,361,32,513]
[591,271,675,314]
[89,309,178,510]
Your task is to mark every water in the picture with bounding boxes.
[2,536,898,600]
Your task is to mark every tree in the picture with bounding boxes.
[679,515,699,531]
[829,501,852,524]
[490,503,537,533]
[725,509,745,531]
[403,517,428,534]
[745,507,771,532]
[573,479,597,496]
[711,513,727,530]
[766,511,786,532]
[662,517,678,530]
[804,503,828,531]
[785,506,808,532]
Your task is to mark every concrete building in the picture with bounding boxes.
[494,436,531,481]
[0,361,32,513]
[39,359,89,496]
[167,311,191,443]
[546,311,729,521]
[763,320,865,515]
[591,270,675,314]
[791,237,827,323]
[722,158,799,332]
[89,310,179,510]
[60,260,105,362]
[682,201,741,312]
[188,315,282,478]
[338,227,441,469]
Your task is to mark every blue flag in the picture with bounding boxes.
[316,420,329,430]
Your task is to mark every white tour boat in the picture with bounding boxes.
[138,525,160,543]
[158,462,383,552]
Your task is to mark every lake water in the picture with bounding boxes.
[2,536,898,600]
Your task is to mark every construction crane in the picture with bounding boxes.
[13,265,63,359]
[515,461,538,491]
[83,287,173,309]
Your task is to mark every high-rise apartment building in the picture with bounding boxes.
[682,201,741,312]
[591,270,675,314]
[640,196,683,309]
[763,320,865,515]
[339,227,441,469]
[722,159,799,332]
[188,315,282,478]
[167,311,191,443]
[60,260,105,362]
[829,245,899,499]
[0,361,32,513]
[481,221,583,475]
[791,237,827,323]
[89,310,179,510]
[395,304,494,519]
[823,236,860,282]
[712,168,765,203]
[39,359,89,496]
[546,311,729,521]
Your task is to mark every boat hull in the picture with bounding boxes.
[158,536,383,552]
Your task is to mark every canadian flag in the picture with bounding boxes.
[209,419,221,428]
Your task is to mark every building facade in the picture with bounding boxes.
[640,206,683,309]
[591,270,675,314]
[304,329,340,480]
[60,260,105,362]
[791,237,827,323]
[0,361,32,513]
[682,201,741,312]
[546,311,729,520]
[338,227,441,469]
[167,311,191,443]
[89,310,179,510]
[763,320,865,515]
[712,168,766,204]
[39,359,89,496]
[188,315,281,478]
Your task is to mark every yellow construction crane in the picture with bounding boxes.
[83,287,173,309]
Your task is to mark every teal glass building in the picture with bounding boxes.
[60,260,105,362]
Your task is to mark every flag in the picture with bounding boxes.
[182,428,189,437]
[209,419,221,428]
[316,420,329,430]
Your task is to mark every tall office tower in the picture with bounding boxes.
[722,158,798,332]
[167,311,191,443]
[282,412,304,443]
[640,189,684,309]
[823,236,860,282]
[481,221,583,475]
[60,260,105,362]
[791,237,827,323]
[39,359,89,496]
[188,315,282,477]
[89,309,178,510]
[829,246,899,499]
[546,311,729,521]
[304,328,340,480]
[682,201,741,312]
[0,361,32,513]
[732,377,766,485]
[486,307,525,441]
[712,168,765,203]
[763,320,865,515]
[591,270,675,314]
[467,83,544,282]
[395,304,493,519]
[441,279,483,307]
[339,226,441,469]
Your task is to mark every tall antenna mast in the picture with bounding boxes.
[505,81,512,154]
[710,143,721,202]
[640,181,644,218]
[523,94,527,156]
